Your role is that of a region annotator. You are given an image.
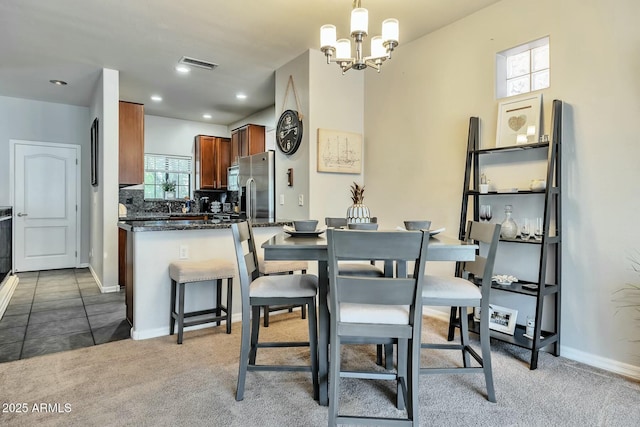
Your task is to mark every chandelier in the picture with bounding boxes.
[320,0,399,74]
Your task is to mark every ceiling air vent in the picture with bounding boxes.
[179,56,218,71]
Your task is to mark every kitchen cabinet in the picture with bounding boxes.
[230,124,265,164]
[119,101,144,186]
[455,99,563,370]
[195,135,231,190]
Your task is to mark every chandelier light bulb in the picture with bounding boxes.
[370,36,385,58]
[320,24,337,49]
[350,7,368,35]
[336,39,352,60]
[382,18,399,44]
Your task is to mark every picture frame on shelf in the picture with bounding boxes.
[488,304,518,335]
[496,93,542,147]
[317,128,362,174]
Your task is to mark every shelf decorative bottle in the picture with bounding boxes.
[500,204,518,239]
[346,182,370,224]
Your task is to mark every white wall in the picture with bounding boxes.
[364,0,640,375]
[308,49,365,221]
[275,52,311,220]
[228,105,276,132]
[144,115,229,157]
[0,96,91,264]
[88,68,119,291]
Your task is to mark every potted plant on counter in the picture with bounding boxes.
[346,182,370,224]
[162,180,176,200]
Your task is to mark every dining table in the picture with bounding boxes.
[262,230,478,406]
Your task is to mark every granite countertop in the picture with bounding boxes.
[118,216,292,232]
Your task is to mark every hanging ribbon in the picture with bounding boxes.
[281,75,303,121]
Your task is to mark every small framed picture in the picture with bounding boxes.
[496,93,542,147]
[488,304,518,335]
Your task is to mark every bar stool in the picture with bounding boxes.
[258,255,309,327]
[169,258,235,344]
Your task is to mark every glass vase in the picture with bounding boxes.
[500,205,518,239]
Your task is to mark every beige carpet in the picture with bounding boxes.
[0,314,638,427]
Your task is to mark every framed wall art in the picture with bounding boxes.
[317,128,362,174]
[91,117,99,186]
[496,93,542,147]
[488,304,518,335]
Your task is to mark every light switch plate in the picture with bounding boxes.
[280,194,285,205]
[298,194,304,206]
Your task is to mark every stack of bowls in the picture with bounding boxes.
[403,220,431,231]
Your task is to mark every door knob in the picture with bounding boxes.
[17,212,28,217]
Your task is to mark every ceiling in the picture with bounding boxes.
[0,0,500,125]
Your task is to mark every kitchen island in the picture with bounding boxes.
[118,217,291,340]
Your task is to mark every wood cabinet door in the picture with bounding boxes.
[196,135,216,189]
[246,124,265,155]
[230,131,240,165]
[217,138,231,188]
[119,101,144,185]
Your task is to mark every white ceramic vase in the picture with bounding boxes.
[346,204,370,224]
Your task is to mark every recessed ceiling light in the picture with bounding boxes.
[203,114,212,119]
[49,79,67,86]
[175,65,190,74]
[236,93,247,100]
[150,95,163,102]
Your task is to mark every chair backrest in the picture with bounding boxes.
[460,221,501,298]
[327,228,430,326]
[325,217,348,228]
[231,221,260,308]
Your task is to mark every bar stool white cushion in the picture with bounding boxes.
[422,275,481,301]
[169,259,236,283]
[257,255,308,275]
[250,274,317,298]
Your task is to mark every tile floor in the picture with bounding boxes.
[0,268,129,363]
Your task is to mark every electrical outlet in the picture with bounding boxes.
[179,245,189,259]
[280,194,285,205]
[298,194,304,206]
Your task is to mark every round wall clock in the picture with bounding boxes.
[276,110,303,155]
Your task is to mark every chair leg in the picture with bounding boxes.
[447,306,458,341]
[177,282,185,344]
[307,298,319,400]
[460,306,471,367]
[396,339,407,410]
[225,278,233,334]
[249,305,261,365]
[263,306,270,327]
[300,304,307,319]
[236,303,252,401]
[169,279,177,336]
[384,344,394,370]
[328,330,341,426]
[480,309,496,402]
[216,279,222,326]
[407,337,419,423]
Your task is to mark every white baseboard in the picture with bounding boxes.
[422,307,640,381]
[86,265,119,293]
[0,275,20,319]
[560,346,640,381]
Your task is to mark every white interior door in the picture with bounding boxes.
[13,142,79,272]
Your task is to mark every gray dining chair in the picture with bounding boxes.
[257,254,309,327]
[231,221,319,401]
[325,217,383,277]
[420,220,501,402]
[326,228,430,426]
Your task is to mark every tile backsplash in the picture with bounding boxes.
[119,189,237,216]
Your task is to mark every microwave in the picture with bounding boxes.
[227,165,239,191]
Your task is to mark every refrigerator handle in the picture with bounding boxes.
[245,178,255,219]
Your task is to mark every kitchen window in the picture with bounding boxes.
[144,154,192,199]
[496,36,549,98]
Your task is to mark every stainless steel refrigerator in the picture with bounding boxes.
[238,151,275,221]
